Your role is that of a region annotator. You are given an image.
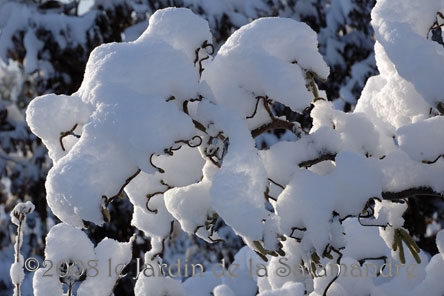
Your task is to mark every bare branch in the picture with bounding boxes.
[298,153,337,168]
[422,154,444,164]
[382,187,444,200]
[251,119,301,138]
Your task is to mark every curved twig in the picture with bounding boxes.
[323,247,343,296]
[164,136,202,156]
[175,135,203,148]
[289,226,307,242]
[149,154,165,173]
[201,40,215,55]
[182,96,203,115]
[59,123,81,151]
[194,40,214,76]
[104,169,141,206]
[246,96,263,119]
[198,56,210,76]
[145,194,160,214]
[422,154,444,164]
[204,132,229,167]
[353,197,391,229]
[145,180,172,214]
[359,197,381,219]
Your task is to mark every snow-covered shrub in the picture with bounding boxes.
[32,223,133,296]
[18,1,444,295]
[10,201,34,296]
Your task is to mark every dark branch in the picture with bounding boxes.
[149,154,165,173]
[105,169,141,205]
[323,247,343,296]
[268,178,285,190]
[298,153,337,168]
[59,123,81,151]
[382,187,444,200]
[248,96,307,138]
[422,154,444,164]
[251,118,300,138]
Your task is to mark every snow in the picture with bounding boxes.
[311,100,381,156]
[371,0,444,107]
[258,281,305,296]
[379,150,444,193]
[276,151,382,253]
[126,171,175,240]
[25,93,90,162]
[23,30,43,75]
[10,262,24,288]
[221,246,260,294]
[135,275,186,296]
[437,230,444,255]
[164,177,214,238]
[76,237,134,295]
[407,254,444,296]
[123,21,148,42]
[10,201,35,226]
[342,218,389,260]
[183,271,223,296]
[198,100,270,242]
[27,7,210,228]
[213,284,235,296]
[397,116,444,162]
[22,3,444,296]
[33,223,133,296]
[203,16,329,130]
[134,253,186,296]
[264,239,308,290]
[354,43,430,141]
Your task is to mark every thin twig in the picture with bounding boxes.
[268,178,285,190]
[323,247,343,296]
[59,124,80,151]
[104,169,141,206]
[298,153,337,168]
[422,154,444,164]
